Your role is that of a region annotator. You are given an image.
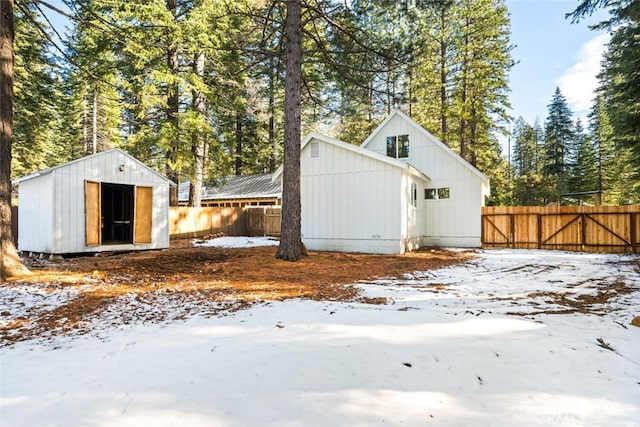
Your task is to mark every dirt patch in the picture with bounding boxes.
[504,280,637,317]
[1,241,474,346]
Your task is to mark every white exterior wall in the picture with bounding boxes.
[300,138,406,254]
[18,149,170,254]
[364,113,489,247]
[400,174,426,253]
[17,174,55,253]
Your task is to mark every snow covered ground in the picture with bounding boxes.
[1,247,639,427]
[192,236,279,248]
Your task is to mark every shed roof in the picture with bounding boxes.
[178,173,281,202]
[13,148,175,185]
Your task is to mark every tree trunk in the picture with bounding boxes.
[235,112,243,176]
[92,88,98,154]
[459,17,469,160]
[439,8,448,145]
[268,58,277,173]
[189,50,205,207]
[0,0,29,279]
[165,0,179,206]
[276,0,304,262]
[82,97,88,154]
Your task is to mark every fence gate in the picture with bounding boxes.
[482,206,639,253]
[245,206,281,237]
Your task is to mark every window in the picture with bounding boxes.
[438,187,450,199]
[386,134,410,158]
[310,141,320,158]
[386,136,396,158]
[425,187,451,200]
[398,134,410,158]
[425,188,436,199]
[411,183,418,207]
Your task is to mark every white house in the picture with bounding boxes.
[361,110,490,248]
[298,132,429,254]
[15,149,173,255]
[281,110,489,254]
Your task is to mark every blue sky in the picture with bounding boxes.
[506,0,611,125]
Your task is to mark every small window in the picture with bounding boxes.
[310,141,320,158]
[438,188,450,199]
[386,136,397,158]
[411,183,417,207]
[398,134,410,158]
[386,134,410,158]
[425,188,436,199]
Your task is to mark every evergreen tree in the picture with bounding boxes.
[543,87,574,200]
[12,2,66,176]
[589,95,640,204]
[1,0,30,278]
[64,2,123,157]
[511,117,545,205]
[569,0,640,160]
[568,119,598,200]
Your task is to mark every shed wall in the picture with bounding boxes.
[17,175,54,253]
[300,138,404,253]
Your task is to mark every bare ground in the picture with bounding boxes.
[0,240,474,346]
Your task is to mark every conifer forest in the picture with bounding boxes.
[5,0,640,206]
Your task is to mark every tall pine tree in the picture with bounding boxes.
[543,87,574,201]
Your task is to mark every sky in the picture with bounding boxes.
[506,0,611,125]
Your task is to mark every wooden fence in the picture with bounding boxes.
[482,205,640,253]
[169,207,246,238]
[169,206,281,239]
[245,206,282,237]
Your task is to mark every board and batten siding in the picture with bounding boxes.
[17,149,170,255]
[17,174,55,253]
[300,136,426,254]
[400,173,426,252]
[363,111,489,247]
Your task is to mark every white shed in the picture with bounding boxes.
[295,132,429,254]
[15,149,173,255]
[361,110,490,248]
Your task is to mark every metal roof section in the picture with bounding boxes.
[178,173,282,202]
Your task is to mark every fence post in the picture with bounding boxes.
[581,213,587,250]
[510,214,515,249]
[537,214,542,249]
[631,212,637,253]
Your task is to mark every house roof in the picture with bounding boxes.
[178,173,281,202]
[13,148,175,185]
[273,132,430,182]
[361,109,490,184]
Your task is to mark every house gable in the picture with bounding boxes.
[361,110,489,185]
[274,131,429,183]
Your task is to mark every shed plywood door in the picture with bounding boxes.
[134,186,153,243]
[85,181,101,246]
